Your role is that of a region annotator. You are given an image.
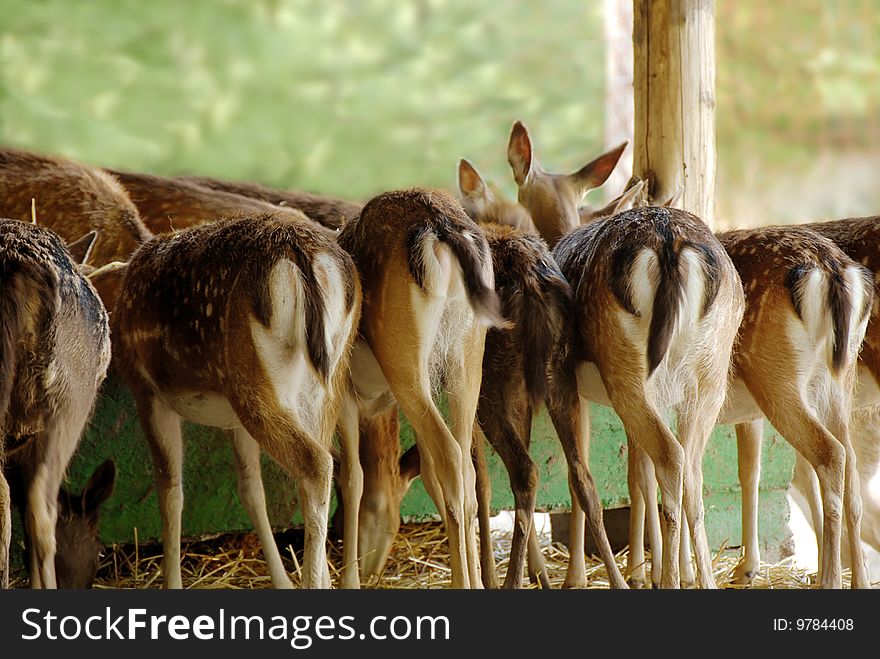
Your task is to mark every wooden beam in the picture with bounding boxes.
[633,0,716,227]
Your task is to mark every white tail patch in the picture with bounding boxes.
[249,258,319,431]
[618,246,714,406]
[313,252,354,377]
[790,265,870,372]
[621,246,708,358]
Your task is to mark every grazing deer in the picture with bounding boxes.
[729,216,880,585]
[7,459,117,588]
[1,218,112,588]
[337,188,505,589]
[457,158,573,588]
[112,211,360,589]
[177,175,362,230]
[507,121,744,589]
[105,168,322,236]
[331,404,421,586]
[0,147,152,267]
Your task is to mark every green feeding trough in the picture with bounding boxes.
[17,371,795,557]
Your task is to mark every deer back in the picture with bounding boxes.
[719,225,874,387]
[113,211,360,414]
[0,148,150,266]
[178,175,362,230]
[1,218,111,446]
[106,168,308,236]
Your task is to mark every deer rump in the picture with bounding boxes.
[117,215,357,429]
[555,208,724,393]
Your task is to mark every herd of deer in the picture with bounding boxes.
[1,121,879,591]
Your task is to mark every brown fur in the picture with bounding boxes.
[106,168,315,236]
[628,216,874,589]
[508,122,743,589]
[0,218,111,588]
[113,211,361,589]
[506,121,626,248]
[0,147,151,267]
[457,159,572,587]
[337,188,502,588]
[719,225,873,588]
[178,175,362,230]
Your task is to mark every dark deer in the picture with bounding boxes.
[508,122,745,589]
[337,188,506,589]
[0,147,152,268]
[1,218,112,588]
[112,211,361,589]
[457,158,573,588]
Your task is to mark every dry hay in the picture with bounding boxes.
[10,520,844,589]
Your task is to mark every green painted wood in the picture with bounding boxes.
[27,371,794,556]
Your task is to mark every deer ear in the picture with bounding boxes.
[67,230,98,266]
[399,444,421,485]
[507,120,534,186]
[568,141,628,196]
[82,460,116,514]
[458,159,490,201]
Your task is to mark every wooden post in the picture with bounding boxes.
[633,0,716,227]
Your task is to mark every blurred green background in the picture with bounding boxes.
[3,0,877,223]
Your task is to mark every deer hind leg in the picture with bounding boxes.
[444,336,486,590]
[792,452,824,572]
[547,359,627,589]
[627,438,663,588]
[823,389,869,589]
[734,418,764,585]
[603,372,684,589]
[0,472,10,588]
[230,428,293,589]
[393,386,470,588]
[558,393,592,589]
[480,410,538,589]
[235,399,334,590]
[336,389,363,589]
[473,425,498,589]
[136,394,184,589]
[526,516,550,589]
[760,401,846,589]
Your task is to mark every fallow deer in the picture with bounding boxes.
[112,211,361,589]
[177,175,362,230]
[730,216,880,585]
[507,121,745,589]
[457,158,574,588]
[1,218,112,588]
[0,147,152,267]
[87,171,392,588]
[337,188,506,589]
[622,197,874,589]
